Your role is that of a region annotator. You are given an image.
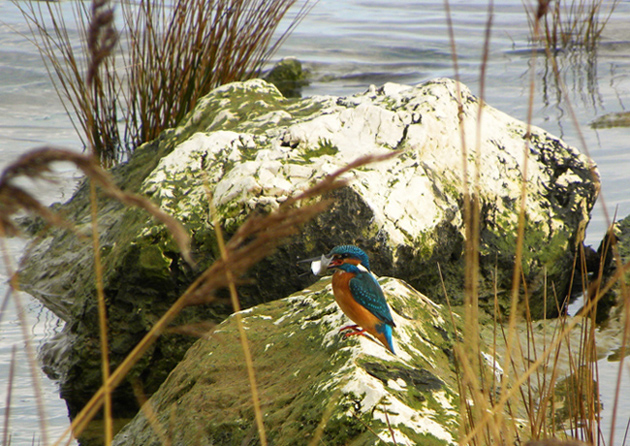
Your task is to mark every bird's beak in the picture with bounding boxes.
[297,254,333,276]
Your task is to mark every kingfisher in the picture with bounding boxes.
[307,245,396,354]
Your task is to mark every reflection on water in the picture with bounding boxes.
[535,49,602,128]
[1,0,630,443]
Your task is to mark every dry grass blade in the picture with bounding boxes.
[608,260,630,445]
[442,2,617,443]
[307,390,341,446]
[383,406,398,446]
[0,145,193,444]
[444,0,499,442]
[164,321,218,338]
[461,259,630,445]
[124,0,316,145]
[84,1,121,438]
[52,152,398,445]
[14,0,123,166]
[209,191,268,446]
[85,0,118,166]
[86,0,117,89]
[129,379,171,446]
[0,221,50,446]
[525,6,619,440]
[89,180,113,446]
[0,183,69,237]
[2,281,50,446]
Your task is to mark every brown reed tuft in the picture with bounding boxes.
[442,1,627,445]
[15,0,315,166]
[525,0,620,51]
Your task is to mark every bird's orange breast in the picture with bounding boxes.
[332,270,381,331]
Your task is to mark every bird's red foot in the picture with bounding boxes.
[339,324,360,333]
[342,328,367,338]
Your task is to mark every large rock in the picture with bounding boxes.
[112,277,463,446]
[19,78,598,416]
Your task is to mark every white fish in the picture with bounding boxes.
[310,255,332,276]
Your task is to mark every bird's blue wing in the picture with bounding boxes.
[349,272,395,327]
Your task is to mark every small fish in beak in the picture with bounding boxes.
[297,254,333,276]
[310,254,332,276]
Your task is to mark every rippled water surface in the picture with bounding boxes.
[1,0,629,443]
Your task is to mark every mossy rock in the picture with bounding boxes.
[264,57,310,98]
[113,278,462,445]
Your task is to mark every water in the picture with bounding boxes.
[1,2,83,443]
[1,0,629,444]
[0,259,72,445]
[599,357,630,445]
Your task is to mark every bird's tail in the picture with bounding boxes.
[376,323,395,355]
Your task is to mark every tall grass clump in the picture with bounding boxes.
[444,0,628,445]
[524,0,620,51]
[15,0,314,166]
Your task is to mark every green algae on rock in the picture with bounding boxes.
[590,111,630,129]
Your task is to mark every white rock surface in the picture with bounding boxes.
[140,78,597,310]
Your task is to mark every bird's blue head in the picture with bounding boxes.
[327,245,371,271]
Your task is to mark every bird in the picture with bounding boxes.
[313,245,396,354]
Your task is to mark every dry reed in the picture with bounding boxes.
[0,148,192,264]
[0,146,194,445]
[15,0,315,165]
[1,346,17,446]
